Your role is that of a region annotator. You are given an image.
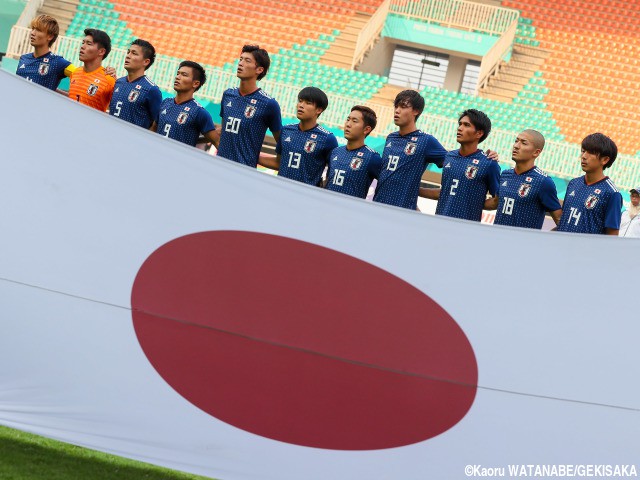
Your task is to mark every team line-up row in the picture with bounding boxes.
[16,16,640,237]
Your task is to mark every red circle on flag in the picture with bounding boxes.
[131,231,478,450]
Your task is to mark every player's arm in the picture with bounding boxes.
[63,63,78,77]
[419,187,440,200]
[540,177,563,225]
[208,127,220,148]
[203,128,218,145]
[484,196,499,210]
[258,153,280,170]
[549,209,562,225]
[104,66,117,79]
[484,149,499,161]
[603,191,623,236]
[149,122,158,133]
[485,161,501,199]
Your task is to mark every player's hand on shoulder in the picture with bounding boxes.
[485,149,499,162]
[105,66,117,79]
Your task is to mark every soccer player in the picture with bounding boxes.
[484,130,562,229]
[108,39,162,129]
[420,109,500,222]
[557,133,622,235]
[68,28,116,111]
[372,90,448,210]
[326,105,382,199]
[16,15,74,90]
[152,61,216,147]
[212,45,282,168]
[262,87,338,185]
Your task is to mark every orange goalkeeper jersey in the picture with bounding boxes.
[68,66,115,112]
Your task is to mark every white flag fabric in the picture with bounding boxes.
[0,71,638,479]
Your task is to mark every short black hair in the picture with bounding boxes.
[458,109,492,143]
[84,28,111,59]
[242,44,270,80]
[298,86,329,113]
[394,90,425,121]
[351,105,377,136]
[178,60,206,91]
[131,39,156,70]
[581,133,618,170]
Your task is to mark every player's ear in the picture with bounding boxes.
[256,65,264,77]
[143,58,151,69]
[363,125,372,137]
[98,46,106,58]
[600,155,611,168]
[193,79,201,90]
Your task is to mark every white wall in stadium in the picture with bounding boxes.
[0,71,638,480]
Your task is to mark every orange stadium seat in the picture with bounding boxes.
[502,0,640,154]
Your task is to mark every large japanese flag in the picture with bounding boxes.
[0,71,638,479]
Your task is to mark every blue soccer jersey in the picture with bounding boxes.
[109,75,162,129]
[217,87,282,168]
[373,130,447,209]
[276,123,338,185]
[436,149,501,221]
[156,98,215,147]
[494,166,562,229]
[326,145,383,198]
[557,176,622,234]
[16,52,72,90]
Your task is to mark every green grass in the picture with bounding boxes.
[0,425,215,480]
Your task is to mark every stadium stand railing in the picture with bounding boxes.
[389,0,519,94]
[13,0,45,28]
[352,0,391,68]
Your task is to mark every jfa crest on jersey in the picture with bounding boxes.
[350,157,363,170]
[494,167,561,230]
[128,90,139,102]
[557,176,622,234]
[16,52,72,91]
[435,149,501,222]
[404,142,417,155]
[327,144,383,199]
[304,140,316,153]
[276,123,339,185]
[87,83,99,96]
[585,195,599,209]
[217,87,282,168]
[518,183,531,198]
[465,165,478,179]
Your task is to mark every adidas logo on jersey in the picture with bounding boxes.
[285,137,291,142]
[502,181,507,186]
[226,101,232,107]
[569,191,575,196]
[161,109,167,115]
[19,64,25,69]
[115,87,119,93]
[445,163,451,168]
